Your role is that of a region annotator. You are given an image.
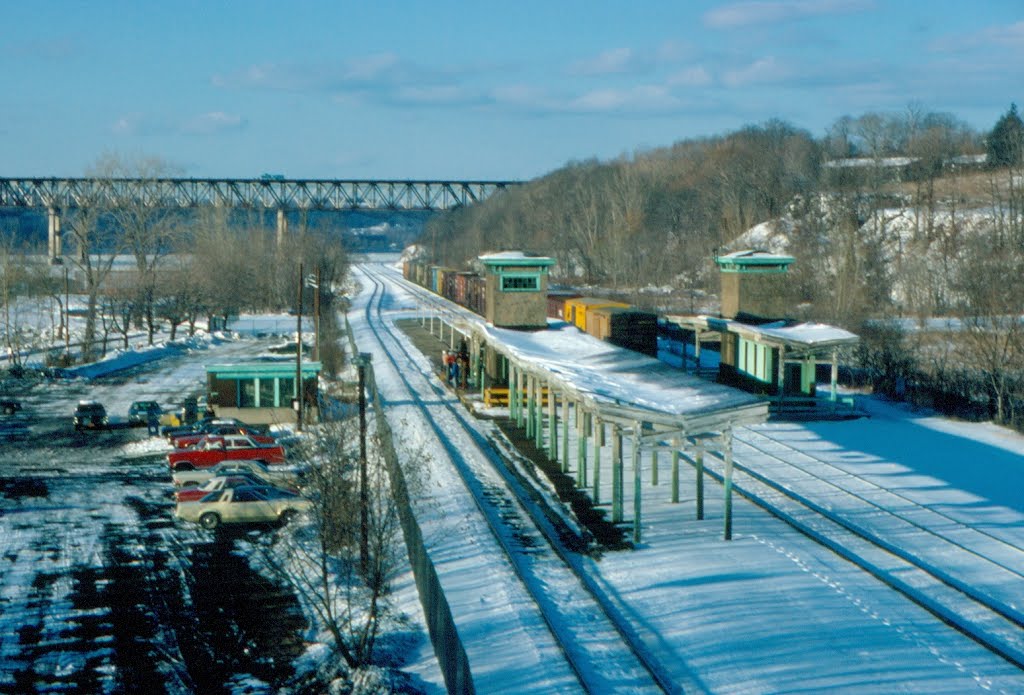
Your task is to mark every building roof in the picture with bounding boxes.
[668,314,859,356]
[715,249,795,272]
[206,361,322,378]
[478,251,556,268]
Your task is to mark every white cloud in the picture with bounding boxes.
[566,85,680,113]
[930,20,1024,53]
[667,66,713,87]
[181,111,247,135]
[391,84,470,106]
[491,84,551,108]
[722,56,788,86]
[111,111,246,137]
[569,47,636,76]
[704,0,872,29]
[344,52,402,81]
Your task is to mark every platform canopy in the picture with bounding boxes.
[668,314,859,359]
[415,282,770,442]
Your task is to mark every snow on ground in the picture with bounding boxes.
[10,290,1024,692]
[352,262,1024,693]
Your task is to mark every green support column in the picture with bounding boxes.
[696,448,705,520]
[633,427,642,544]
[509,364,517,423]
[469,338,478,388]
[534,378,544,450]
[671,444,680,503]
[577,409,588,487]
[478,351,486,398]
[516,367,524,428]
[612,427,623,523]
[517,365,524,425]
[830,348,839,402]
[547,385,557,462]
[560,396,570,472]
[526,374,535,438]
[651,448,659,486]
[724,432,733,540]
[526,374,534,437]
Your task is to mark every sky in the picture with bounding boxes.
[1,1,1023,182]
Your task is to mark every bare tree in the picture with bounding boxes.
[255,418,403,685]
[90,154,185,345]
[64,203,124,362]
[951,235,1024,425]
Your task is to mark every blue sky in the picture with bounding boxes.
[1,1,1022,181]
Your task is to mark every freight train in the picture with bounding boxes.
[402,259,658,357]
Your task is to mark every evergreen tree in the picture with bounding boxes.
[987,103,1024,167]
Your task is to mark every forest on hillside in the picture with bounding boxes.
[420,105,1024,430]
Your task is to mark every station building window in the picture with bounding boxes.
[239,379,257,408]
[501,274,540,292]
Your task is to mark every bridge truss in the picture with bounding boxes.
[0,177,517,212]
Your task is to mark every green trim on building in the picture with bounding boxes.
[715,250,795,274]
[205,362,322,378]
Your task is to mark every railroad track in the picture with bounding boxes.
[695,427,1024,669]
[354,263,684,694]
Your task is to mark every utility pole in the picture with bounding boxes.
[295,262,303,432]
[356,352,372,573]
[64,267,70,358]
[312,267,321,362]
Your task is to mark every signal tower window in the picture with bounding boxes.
[502,274,539,292]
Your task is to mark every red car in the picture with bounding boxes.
[167,434,286,472]
[172,425,276,449]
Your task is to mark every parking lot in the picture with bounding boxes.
[0,339,309,693]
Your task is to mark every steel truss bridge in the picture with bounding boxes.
[0,176,518,213]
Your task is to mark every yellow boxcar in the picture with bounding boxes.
[564,297,630,332]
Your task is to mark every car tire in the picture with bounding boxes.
[180,479,199,488]
[174,462,195,472]
[280,509,298,524]
[199,512,220,530]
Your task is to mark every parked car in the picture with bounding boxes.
[127,400,162,426]
[166,434,287,471]
[174,485,312,529]
[171,459,302,489]
[0,398,22,415]
[174,473,276,503]
[161,417,258,441]
[172,424,276,449]
[73,401,108,431]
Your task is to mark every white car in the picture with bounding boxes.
[171,459,301,489]
[174,485,312,530]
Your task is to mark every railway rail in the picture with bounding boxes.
[355,263,680,693]
[697,428,1024,668]
[355,260,1024,688]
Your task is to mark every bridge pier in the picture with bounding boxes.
[47,207,62,261]
[276,208,288,245]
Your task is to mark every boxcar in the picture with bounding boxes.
[587,307,659,356]
[441,269,459,303]
[547,290,581,320]
[466,274,486,315]
[565,297,630,332]
[431,267,454,295]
